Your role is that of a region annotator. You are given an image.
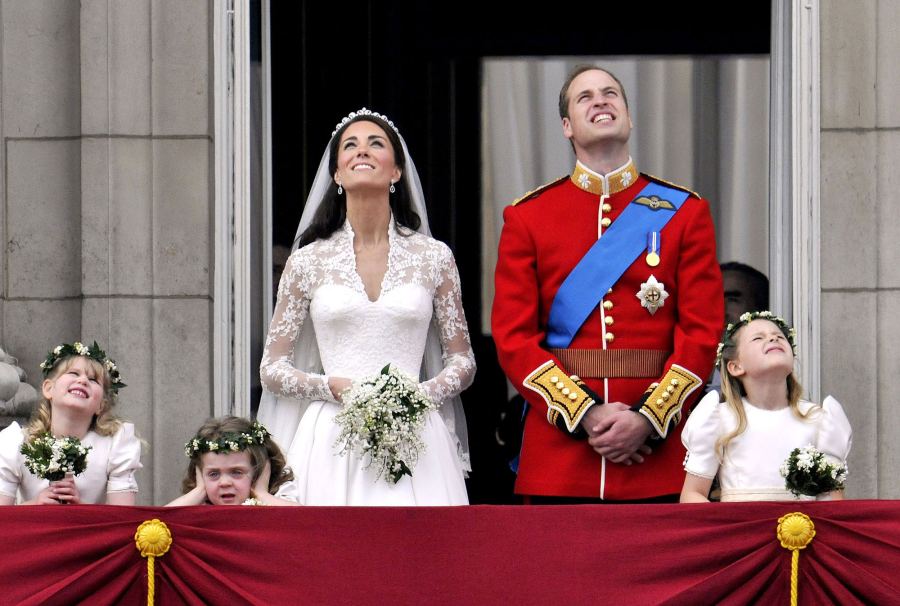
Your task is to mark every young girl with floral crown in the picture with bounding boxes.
[167,416,297,506]
[680,312,852,502]
[0,341,141,505]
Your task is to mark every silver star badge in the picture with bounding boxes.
[636,275,669,315]
[577,173,591,189]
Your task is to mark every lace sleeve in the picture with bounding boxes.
[419,245,476,403]
[260,250,334,401]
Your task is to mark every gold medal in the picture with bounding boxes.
[645,231,661,267]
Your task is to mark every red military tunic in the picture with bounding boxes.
[492,159,723,499]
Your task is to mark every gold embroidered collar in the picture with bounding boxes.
[571,158,638,195]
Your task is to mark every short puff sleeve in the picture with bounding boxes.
[816,396,852,467]
[274,476,300,503]
[681,391,722,479]
[106,423,142,494]
[0,422,25,498]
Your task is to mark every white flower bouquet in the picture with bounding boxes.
[779,444,847,497]
[334,364,436,484]
[20,433,91,482]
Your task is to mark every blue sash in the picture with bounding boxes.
[546,182,690,348]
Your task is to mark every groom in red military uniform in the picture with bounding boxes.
[492,65,723,501]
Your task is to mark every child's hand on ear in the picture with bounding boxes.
[248,459,295,506]
[165,466,209,506]
[254,460,272,496]
[191,466,209,503]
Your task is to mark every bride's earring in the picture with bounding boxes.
[389,182,396,194]
[337,183,343,195]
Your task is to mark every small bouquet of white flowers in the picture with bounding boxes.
[779,444,847,497]
[20,433,91,482]
[334,364,436,484]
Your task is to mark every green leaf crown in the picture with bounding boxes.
[716,310,797,365]
[184,421,271,458]
[40,341,126,393]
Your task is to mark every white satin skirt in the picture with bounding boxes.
[288,400,468,506]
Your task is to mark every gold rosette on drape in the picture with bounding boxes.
[776,512,815,606]
[135,519,173,606]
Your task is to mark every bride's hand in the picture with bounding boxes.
[328,376,352,402]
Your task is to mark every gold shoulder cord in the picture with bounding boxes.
[641,172,700,199]
[511,176,569,206]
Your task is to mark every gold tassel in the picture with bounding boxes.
[135,519,173,606]
[776,512,816,606]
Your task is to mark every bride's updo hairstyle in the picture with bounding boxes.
[296,111,421,249]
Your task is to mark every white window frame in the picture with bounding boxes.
[770,0,820,400]
[213,0,252,417]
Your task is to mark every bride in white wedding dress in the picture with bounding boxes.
[258,109,475,505]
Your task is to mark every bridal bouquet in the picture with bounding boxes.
[334,364,436,484]
[20,433,91,482]
[779,444,847,497]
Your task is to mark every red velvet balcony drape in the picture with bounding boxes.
[1,501,898,605]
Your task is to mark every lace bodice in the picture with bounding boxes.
[260,220,475,405]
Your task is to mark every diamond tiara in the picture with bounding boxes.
[331,107,399,137]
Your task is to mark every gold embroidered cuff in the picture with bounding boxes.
[523,361,596,432]
[636,364,701,438]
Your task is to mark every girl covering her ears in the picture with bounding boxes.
[166,416,298,506]
[0,341,141,505]
[680,312,852,502]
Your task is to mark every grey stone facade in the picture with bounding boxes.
[820,0,900,498]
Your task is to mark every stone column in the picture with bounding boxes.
[78,0,214,505]
[1,0,216,505]
[820,0,899,498]
[873,1,900,499]
[1,0,83,384]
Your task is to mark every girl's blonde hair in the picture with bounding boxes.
[26,355,122,440]
[715,318,813,461]
[182,416,294,497]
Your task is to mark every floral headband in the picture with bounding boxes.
[184,421,271,458]
[716,310,797,364]
[40,341,126,393]
[331,107,399,137]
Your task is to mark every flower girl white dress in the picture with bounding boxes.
[0,422,141,503]
[682,391,852,501]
